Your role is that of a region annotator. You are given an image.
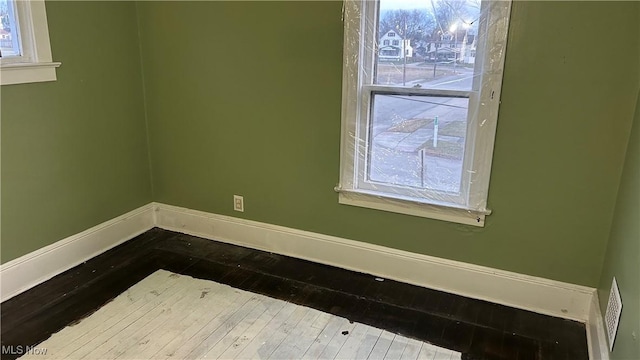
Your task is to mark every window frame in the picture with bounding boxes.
[337,0,512,227]
[1,0,60,86]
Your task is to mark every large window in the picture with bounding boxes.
[338,0,511,226]
[0,0,60,85]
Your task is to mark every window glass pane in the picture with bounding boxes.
[368,94,468,193]
[376,0,481,91]
[0,0,21,57]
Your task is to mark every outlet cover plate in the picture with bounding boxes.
[233,195,244,212]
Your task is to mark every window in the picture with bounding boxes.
[383,40,389,46]
[0,0,60,85]
[392,40,399,46]
[338,0,511,226]
[388,32,395,37]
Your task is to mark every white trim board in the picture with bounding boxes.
[0,201,606,359]
[153,202,595,323]
[587,292,610,360]
[0,204,155,302]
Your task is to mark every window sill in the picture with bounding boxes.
[1,61,62,86]
[337,189,490,227]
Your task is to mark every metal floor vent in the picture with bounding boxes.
[604,277,623,351]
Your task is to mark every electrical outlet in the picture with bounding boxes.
[233,195,244,212]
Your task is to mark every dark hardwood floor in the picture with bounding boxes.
[0,228,589,360]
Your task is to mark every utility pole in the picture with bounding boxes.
[450,23,458,75]
[402,17,407,86]
[433,38,439,78]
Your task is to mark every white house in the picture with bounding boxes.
[378,30,413,61]
[426,32,477,64]
[0,29,10,40]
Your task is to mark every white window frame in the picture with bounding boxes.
[1,0,60,86]
[337,0,511,227]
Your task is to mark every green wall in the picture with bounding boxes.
[137,1,639,287]
[1,0,638,291]
[0,1,152,263]
[598,90,640,360]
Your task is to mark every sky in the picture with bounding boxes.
[379,0,431,11]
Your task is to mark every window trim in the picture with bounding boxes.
[337,0,512,226]
[1,0,60,86]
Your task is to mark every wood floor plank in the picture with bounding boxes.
[233,302,299,360]
[181,296,265,359]
[34,271,188,360]
[355,325,385,359]
[385,334,410,360]
[433,348,456,360]
[145,284,248,359]
[74,273,201,359]
[268,309,332,359]
[18,271,461,360]
[334,323,381,359]
[200,296,283,359]
[316,319,358,359]
[0,230,165,330]
[112,277,225,359]
[368,330,396,360]
[251,305,311,359]
[216,299,288,359]
[300,314,353,360]
[400,338,423,360]
[162,293,257,359]
[417,343,438,360]
[18,271,180,360]
[100,287,202,360]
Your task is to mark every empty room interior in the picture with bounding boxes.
[1,0,639,359]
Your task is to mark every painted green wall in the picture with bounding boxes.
[137,1,639,287]
[2,0,636,289]
[0,1,152,263]
[598,90,640,360]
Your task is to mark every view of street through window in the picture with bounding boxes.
[368,0,480,194]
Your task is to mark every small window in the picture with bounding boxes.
[383,40,389,46]
[0,0,60,85]
[388,32,395,37]
[392,40,399,46]
[0,0,19,57]
[338,0,512,226]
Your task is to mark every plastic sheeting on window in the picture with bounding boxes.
[336,0,511,226]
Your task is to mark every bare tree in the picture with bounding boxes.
[379,9,435,51]
[429,0,477,39]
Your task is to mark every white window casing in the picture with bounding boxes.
[1,0,61,86]
[337,0,512,227]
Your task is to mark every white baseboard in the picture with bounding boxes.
[587,291,610,360]
[153,202,595,322]
[1,201,604,358]
[0,203,155,302]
